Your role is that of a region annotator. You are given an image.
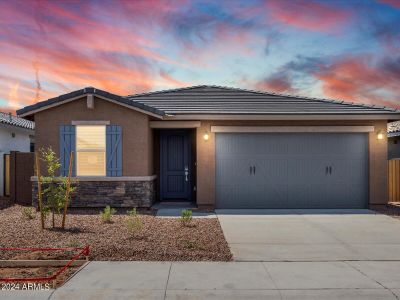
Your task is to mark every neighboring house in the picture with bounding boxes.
[0,112,35,197]
[388,121,400,159]
[17,86,400,209]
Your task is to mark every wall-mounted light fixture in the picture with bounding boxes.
[377,131,384,140]
[203,132,209,141]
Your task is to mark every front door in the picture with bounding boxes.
[160,130,192,201]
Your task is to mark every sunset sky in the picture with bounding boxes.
[1,0,399,113]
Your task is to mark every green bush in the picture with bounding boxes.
[126,208,143,236]
[22,207,35,220]
[100,206,116,223]
[180,209,193,226]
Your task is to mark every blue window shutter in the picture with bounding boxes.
[106,125,122,176]
[59,125,76,176]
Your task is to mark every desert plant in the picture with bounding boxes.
[40,147,77,228]
[101,206,116,223]
[180,239,205,251]
[127,207,138,217]
[180,209,193,226]
[22,207,35,220]
[126,208,143,236]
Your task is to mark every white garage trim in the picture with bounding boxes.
[211,126,375,133]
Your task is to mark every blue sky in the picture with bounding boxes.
[0,0,399,112]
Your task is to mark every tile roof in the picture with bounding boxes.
[0,112,35,130]
[17,85,400,117]
[17,87,165,117]
[128,85,400,115]
[388,121,400,137]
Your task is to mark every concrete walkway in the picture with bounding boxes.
[216,209,400,261]
[3,261,400,299]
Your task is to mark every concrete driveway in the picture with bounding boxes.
[216,209,400,261]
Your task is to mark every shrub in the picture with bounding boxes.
[101,206,116,223]
[180,239,205,251]
[127,207,138,217]
[126,208,143,237]
[180,209,193,226]
[22,207,35,220]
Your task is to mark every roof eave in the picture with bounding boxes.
[0,122,35,133]
[164,113,400,121]
[17,87,165,119]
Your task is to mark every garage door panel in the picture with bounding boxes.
[255,134,288,155]
[288,158,329,184]
[216,157,253,185]
[215,133,368,209]
[257,158,288,182]
[287,134,324,155]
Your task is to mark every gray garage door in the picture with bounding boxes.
[216,133,368,209]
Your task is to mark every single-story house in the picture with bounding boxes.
[0,112,35,197]
[388,121,400,159]
[17,85,400,209]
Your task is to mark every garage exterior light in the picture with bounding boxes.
[377,131,384,140]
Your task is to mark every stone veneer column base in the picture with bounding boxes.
[32,177,156,208]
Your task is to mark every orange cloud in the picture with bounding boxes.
[0,0,190,111]
[314,56,400,108]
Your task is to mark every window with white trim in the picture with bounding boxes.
[76,125,106,176]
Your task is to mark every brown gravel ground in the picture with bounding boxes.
[0,205,232,261]
[0,266,78,288]
[371,203,400,220]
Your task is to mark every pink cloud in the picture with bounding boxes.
[266,0,351,32]
[379,0,400,8]
[0,0,192,112]
[314,56,400,108]
[256,74,295,94]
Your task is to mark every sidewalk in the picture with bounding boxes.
[3,260,400,299]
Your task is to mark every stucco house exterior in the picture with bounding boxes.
[0,112,34,197]
[17,86,400,210]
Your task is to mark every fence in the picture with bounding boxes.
[9,151,34,205]
[388,159,400,202]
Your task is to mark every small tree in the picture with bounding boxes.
[40,147,76,228]
[125,208,143,237]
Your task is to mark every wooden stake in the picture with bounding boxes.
[35,152,45,230]
[62,152,74,229]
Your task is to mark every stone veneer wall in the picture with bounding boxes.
[32,179,156,208]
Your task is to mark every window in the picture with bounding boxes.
[76,125,106,176]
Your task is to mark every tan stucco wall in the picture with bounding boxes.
[369,120,388,204]
[34,96,153,176]
[196,120,389,208]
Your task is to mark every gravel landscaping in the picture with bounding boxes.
[0,205,232,261]
[0,266,78,288]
